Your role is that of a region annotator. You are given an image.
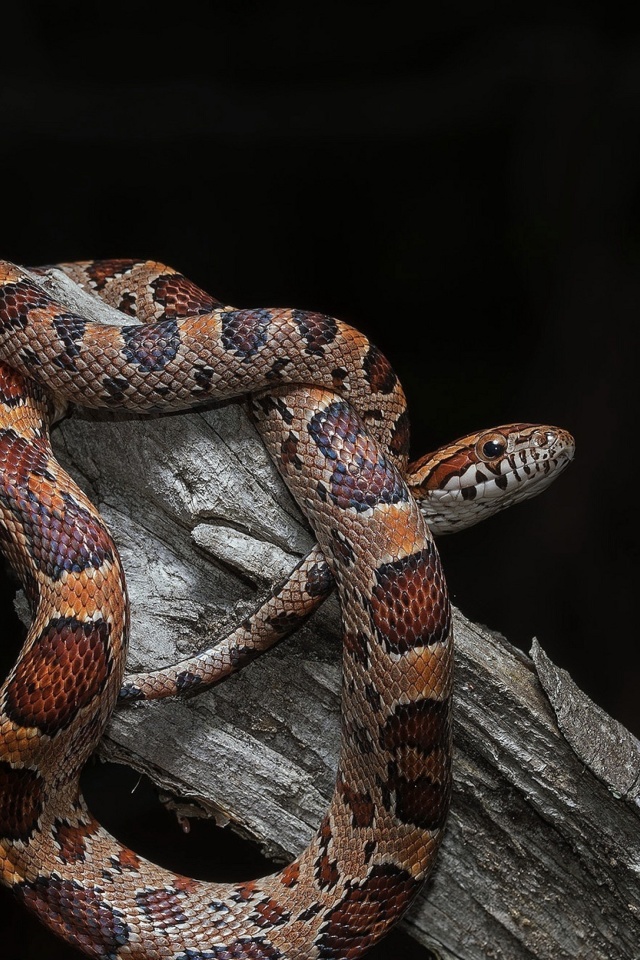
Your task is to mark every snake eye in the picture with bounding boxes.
[477,433,506,462]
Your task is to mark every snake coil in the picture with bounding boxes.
[0,259,574,959]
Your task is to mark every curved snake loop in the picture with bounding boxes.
[0,259,574,958]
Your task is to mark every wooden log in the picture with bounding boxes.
[17,267,640,959]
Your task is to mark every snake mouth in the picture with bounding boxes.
[488,440,575,495]
[555,438,576,461]
[504,454,571,492]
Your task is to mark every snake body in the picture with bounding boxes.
[0,259,574,958]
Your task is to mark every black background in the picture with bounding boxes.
[1,3,639,958]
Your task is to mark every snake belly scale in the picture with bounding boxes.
[0,259,574,959]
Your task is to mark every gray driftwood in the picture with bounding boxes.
[22,269,640,960]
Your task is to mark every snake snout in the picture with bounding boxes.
[531,426,575,461]
[551,428,576,462]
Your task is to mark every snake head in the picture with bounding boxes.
[407,423,575,535]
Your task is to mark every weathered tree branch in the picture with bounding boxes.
[20,268,640,960]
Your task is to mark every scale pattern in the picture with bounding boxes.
[0,259,574,958]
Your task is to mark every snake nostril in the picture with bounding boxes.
[531,429,554,449]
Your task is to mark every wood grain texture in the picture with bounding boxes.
[43,400,639,960]
[14,266,638,959]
